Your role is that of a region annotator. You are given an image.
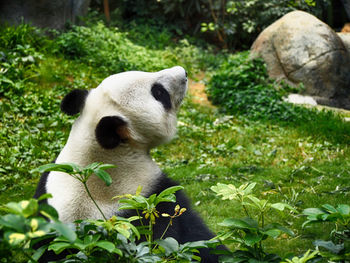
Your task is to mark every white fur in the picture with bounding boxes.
[46,66,187,222]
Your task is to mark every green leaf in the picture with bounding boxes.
[337,204,350,216]
[265,223,294,237]
[32,244,49,261]
[39,203,59,221]
[218,218,258,230]
[181,240,208,250]
[95,241,116,253]
[211,183,238,200]
[158,186,184,199]
[31,163,78,174]
[243,232,263,246]
[37,193,53,201]
[302,208,325,216]
[48,242,72,254]
[3,201,24,215]
[115,224,131,239]
[314,240,344,254]
[5,231,27,245]
[22,199,39,217]
[50,222,77,243]
[0,214,26,232]
[97,163,117,170]
[84,162,101,170]
[157,237,179,256]
[271,202,296,212]
[113,248,123,256]
[94,169,112,186]
[322,204,337,213]
[262,229,281,238]
[243,182,256,194]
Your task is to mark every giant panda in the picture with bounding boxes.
[34,66,221,262]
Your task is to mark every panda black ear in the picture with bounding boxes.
[95,116,129,149]
[61,89,89,116]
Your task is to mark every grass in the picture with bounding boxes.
[1,20,350,259]
[153,99,350,256]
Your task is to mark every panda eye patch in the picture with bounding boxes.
[151,83,171,110]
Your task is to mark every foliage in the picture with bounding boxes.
[302,204,350,261]
[53,21,222,76]
[206,51,309,122]
[206,51,350,145]
[0,195,78,262]
[281,250,319,263]
[211,182,295,262]
[200,0,329,49]
[116,185,184,242]
[118,0,330,49]
[0,24,45,96]
[0,163,208,262]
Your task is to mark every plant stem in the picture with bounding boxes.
[136,209,144,227]
[82,182,107,221]
[159,220,172,240]
[153,220,172,251]
[242,204,251,218]
[261,213,264,228]
[148,221,153,249]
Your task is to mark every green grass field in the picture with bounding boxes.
[1,21,349,259]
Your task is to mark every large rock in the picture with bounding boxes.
[251,10,350,109]
[0,0,91,29]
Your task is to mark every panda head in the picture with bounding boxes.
[61,66,187,151]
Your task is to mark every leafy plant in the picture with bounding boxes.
[302,204,350,261]
[211,182,296,262]
[281,250,319,263]
[207,51,310,122]
[1,161,209,262]
[116,185,184,245]
[0,195,77,262]
[118,0,329,49]
[201,0,328,49]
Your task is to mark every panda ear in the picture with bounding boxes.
[95,116,129,149]
[61,89,89,116]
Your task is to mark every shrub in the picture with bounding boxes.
[302,204,350,261]
[53,22,180,74]
[206,51,350,145]
[0,24,45,96]
[118,0,329,49]
[0,162,211,262]
[211,182,296,262]
[206,51,310,122]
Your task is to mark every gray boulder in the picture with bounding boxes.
[251,10,350,109]
[0,0,91,29]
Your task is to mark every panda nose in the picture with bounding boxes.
[185,71,188,78]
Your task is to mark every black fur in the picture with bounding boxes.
[33,171,49,203]
[151,83,172,110]
[95,116,127,149]
[60,89,89,116]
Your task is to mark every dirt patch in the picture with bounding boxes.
[188,74,214,107]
